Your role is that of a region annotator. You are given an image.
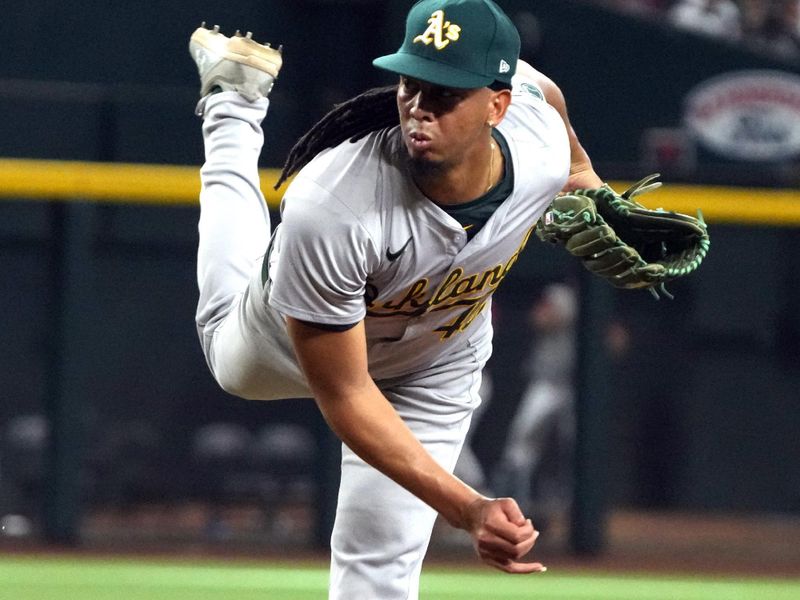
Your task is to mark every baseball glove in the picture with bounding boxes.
[535,174,710,298]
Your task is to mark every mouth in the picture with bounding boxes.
[407,131,433,153]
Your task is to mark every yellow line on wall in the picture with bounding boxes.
[0,158,286,207]
[608,181,800,227]
[0,159,798,226]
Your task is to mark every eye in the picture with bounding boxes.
[400,76,419,95]
[435,86,467,103]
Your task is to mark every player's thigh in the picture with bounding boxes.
[332,409,470,550]
[333,445,438,545]
[208,300,309,400]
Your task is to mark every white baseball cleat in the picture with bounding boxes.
[189,24,283,101]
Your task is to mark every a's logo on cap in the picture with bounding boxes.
[413,10,461,50]
[499,59,510,74]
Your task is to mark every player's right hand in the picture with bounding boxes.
[464,497,547,574]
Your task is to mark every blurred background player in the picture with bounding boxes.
[668,0,742,40]
[491,283,578,528]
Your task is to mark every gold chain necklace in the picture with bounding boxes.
[485,140,496,193]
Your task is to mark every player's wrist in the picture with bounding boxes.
[446,491,489,531]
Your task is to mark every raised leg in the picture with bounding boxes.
[195,92,271,339]
[189,25,282,343]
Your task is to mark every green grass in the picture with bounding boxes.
[1,555,798,600]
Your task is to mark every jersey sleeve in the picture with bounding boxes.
[267,177,378,326]
[501,67,570,158]
[510,71,547,107]
[498,68,571,216]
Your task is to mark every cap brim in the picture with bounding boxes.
[373,52,494,89]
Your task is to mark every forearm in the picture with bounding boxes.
[316,380,483,527]
[308,351,542,573]
[564,127,603,191]
[286,317,483,529]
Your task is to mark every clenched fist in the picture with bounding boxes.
[463,497,546,574]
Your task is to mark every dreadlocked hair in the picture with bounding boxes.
[274,85,399,189]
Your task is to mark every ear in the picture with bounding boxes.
[487,89,512,127]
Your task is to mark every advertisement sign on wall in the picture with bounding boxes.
[684,70,800,162]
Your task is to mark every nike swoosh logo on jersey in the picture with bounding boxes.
[386,236,413,262]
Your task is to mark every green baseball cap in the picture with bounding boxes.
[373,0,520,89]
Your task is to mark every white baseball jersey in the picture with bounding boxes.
[276,78,566,369]
[202,74,569,403]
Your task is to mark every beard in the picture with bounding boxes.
[404,153,448,181]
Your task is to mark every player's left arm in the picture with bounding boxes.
[515,60,603,192]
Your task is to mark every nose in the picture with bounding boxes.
[408,91,433,122]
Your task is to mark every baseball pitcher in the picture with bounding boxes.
[189,0,708,598]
